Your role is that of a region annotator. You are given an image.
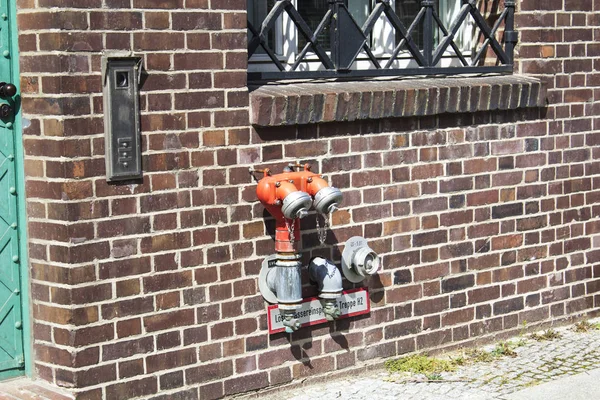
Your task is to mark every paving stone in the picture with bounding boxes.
[272,319,600,400]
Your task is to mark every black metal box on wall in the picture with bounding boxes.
[102,56,143,181]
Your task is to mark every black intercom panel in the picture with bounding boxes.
[103,57,142,181]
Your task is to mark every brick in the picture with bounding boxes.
[442,274,475,293]
[413,230,447,247]
[414,263,449,281]
[186,361,234,384]
[442,308,474,326]
[144,309,195,332]
[144,271,193,293]
[102,337,154,361]
[68,364,117,388]
[492,203,524,219]
[102,297,154,320]
[172,12,222,30]
[468,286,500,305]
[414,297,449,316]
[416,329,452,350]
[493,297,524,315]
[224,372,269,396]
[106,378,158,399]
[90,11,142,30]
[159,371,184,391]
[19,11,89,30]
[134,32,184,50]
[99,257,151,279]
[147,348,197,373]
[413,197,448,214]
[384,320,421,339]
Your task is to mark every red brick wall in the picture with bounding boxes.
[15,0,600,398]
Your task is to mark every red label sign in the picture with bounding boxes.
[267,288,370,334]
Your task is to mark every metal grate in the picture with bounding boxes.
[247,0,516,82]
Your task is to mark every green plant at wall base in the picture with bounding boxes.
[492,341,517,357]
[384,354,457,375]
[464,349,497,363]
[451,355,466,366]
[514,337,528,347]
[386,340,524,376]
[518,320,528,337]
[573,320,600,333]
[425,373,443,381]
[530,328,561,341]
[456,341,520,364]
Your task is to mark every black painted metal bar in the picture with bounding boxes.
[472,7,508,66]
[504,0,517,64]
[248,19,286,71]
[384,7,426,69]
[382,2,427,66]
[431,7,469,66]
[285,2,335,69]
[361,43,382,69]
[247,0,516,82]
[422,0,434,67]
[331,0,343,69]
[291,9,333,71]
[468,1,509,64]
[247,21,262,56]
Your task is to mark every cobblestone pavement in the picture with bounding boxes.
[279,319,600,400]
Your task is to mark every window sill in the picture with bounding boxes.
[249,75,547,127]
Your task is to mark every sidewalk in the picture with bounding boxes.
[273,318,600,400]
[0,379,73,400]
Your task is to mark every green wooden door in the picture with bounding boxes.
[0,0,24,376]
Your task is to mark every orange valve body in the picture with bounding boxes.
[256,167,333,252]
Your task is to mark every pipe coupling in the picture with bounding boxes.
[309,257,343,299]
[281,191,312,219]
[341,236,382,283]
[313,186,343,214]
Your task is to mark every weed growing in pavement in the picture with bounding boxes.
[384,354,458,375]
[573,320,600,333]
[514,337,528,347]
[523,379,542,388]
[451,354,466,366]
[491,341,518,357]
[530,328,562,341]
[425,373,443,381]
[517,321,529,344]
[386,340,523,377]
[465,348,497,363]
[451,341,519,366]
[466,341,518,361]
[519,320,528,335]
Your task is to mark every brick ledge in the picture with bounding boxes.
[249,75,547,127]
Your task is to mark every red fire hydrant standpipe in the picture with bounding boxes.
[256,164,343,332]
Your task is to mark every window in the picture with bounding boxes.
[247,0,517,81]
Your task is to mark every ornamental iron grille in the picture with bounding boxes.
[247,0,517,81]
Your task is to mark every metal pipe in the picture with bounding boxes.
[309,257,342,321]
[268,253,303,332]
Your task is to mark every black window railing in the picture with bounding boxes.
[247,0,516,82]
